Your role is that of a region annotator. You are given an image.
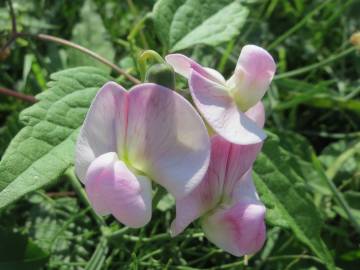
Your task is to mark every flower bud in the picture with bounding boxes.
[350,32,360,47]
[145,63,176,90]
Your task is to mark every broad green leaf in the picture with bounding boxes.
[68,0,115,70]
[0,67,110,209]
[153,0,186,49]
[0,228,48,270]
[153,0,249,51]
[275,130,332,196]
[254,133,335,270]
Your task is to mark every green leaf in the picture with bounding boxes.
[0,228,48,270]
[274,130,332,196]
[0,67,110,209]
[68,0,115,70]
[253,133,335,270]
[26,193,94,267]
[153,0,186,49]
[157,193,175,212]
[153,0,249,51]
[334,191,360,224]
[320,139,360,182]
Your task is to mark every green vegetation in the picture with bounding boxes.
[0,0,359,269]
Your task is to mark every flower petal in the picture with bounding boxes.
[227,45,276,111]
[171,136,231,236]
[75,82,128,183]
[245,101,265,128]
[125,83,210,198]
[165,54,225,84]
[230,168,263,207]
[171,135,262,235]
[190,69,266,145]
[202,174,266,257]
[85,152,152,228]
[222,134,263,197]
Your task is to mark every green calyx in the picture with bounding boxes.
[138,49,176,90]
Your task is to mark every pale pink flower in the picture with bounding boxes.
[171,108,266,256]
[75,82,210,228]
[166,45,275,145]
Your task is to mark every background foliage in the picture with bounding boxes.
[0,0,359,269]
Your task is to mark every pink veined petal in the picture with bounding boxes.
[165,54,225,84]
[85,152,152,228]
[230,168,263,206]
[171,136,231,236]
[190,69,266,145]
[227,45,276,111]
[245,101,265,128]
[125,83,210,199]
[75,81,128,183]
[202,200,266,256]
[171,136,261,235]
[221,140,263,198]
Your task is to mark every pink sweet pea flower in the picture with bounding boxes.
[75,82,210,228]
[171,109,266,256]
[166,45,275,145]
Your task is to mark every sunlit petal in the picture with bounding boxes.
[190,70,266,144]
[245,101,265,128]
[171,136,231,235]
[165,54,225,84]
[227,45,276,111]
[202,200,266,256]
[85,152,152,228]
[75,82,128,183]
[125,83,210,198]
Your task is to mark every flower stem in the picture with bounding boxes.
[65,167,106,227]
[326,141,360,181]
[21,33,141,84]
[0,86,36,103]
[138,49,165,81]
[267,0,331,50]
[274,46,356,80]
[1,0,141,85]
[311,154,360,234]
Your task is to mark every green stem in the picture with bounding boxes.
[35,33,140,84]
[210,260,244,269]
[311,154,360,234]
[65,167,105,227]
[107,229,204,243]
[106,226,130,242]
[126,0,149,49]
[85,237,109,270]
[152,185,167,209]
[267,0,331,50]
[118,233,170,243]
[0,86,37,103]
[138,49,165,81]
[274,46,356,80]
[1,1,140,84]
[326,141,360,181]
[267,254,324,264]
[217,40,234,73]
